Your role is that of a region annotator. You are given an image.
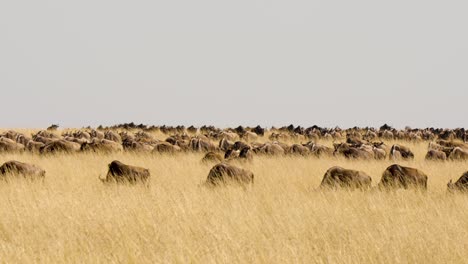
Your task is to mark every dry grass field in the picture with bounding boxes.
[0,129,467,263]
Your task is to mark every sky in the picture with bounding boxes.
[0,0,467,129]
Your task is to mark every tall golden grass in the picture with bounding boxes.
[0,129,466,263]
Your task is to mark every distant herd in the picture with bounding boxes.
[0,124,467,192]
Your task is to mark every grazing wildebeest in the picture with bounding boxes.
[448,147,468,160]
[447,172,468,192]
[378,164,428,190]
[333,143,373,159]
[224,148,239,159]
[238,147,254,160]
[425,150,447,161]
[226,147,253,161]
[303,142,334,157]
[253,143,285,156]
[389,144,414,160]
[0,161,45,180]
[101,160,150,184]
[26,141,45,153]
[190,137,218,152]
[152,142,181,154]
[122,139,153,152]
[206,163,254,186]
[219,138,234,151]
[288,144,310,156]
[373,147,387,160]
[202,152,224,163]
[104,130,122,143]
[242,131,258,142]
[0,138,25,152]
[81,139,123,153]
[40,140,80,154]
[320,166,372,190]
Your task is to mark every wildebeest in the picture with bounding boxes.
[104,130,122,143]
[425,149,447,161]
[333,143,373,159]
[288,144,310,156]
[81,139,123,153]
[303,142,334,157]
[206,163,254,186]
[40,140,81,154]
[26,141,45,153]
[153,142,181,154]
[190,137,218,152]
[448,147,468,160]
[202,152,224,163]
[378,164,428,190]
[389,144,414,160]
[238,147,254,160]
[101,160,150,184]
[0,161,45,180]
[219,138,234,151]
[320,166,372,190]
[447,172,468,192]
[253,143,285,156]
[0,137,25,152]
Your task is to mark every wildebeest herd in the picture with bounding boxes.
[0,123,467,192]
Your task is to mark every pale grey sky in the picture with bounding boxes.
[1,0,466,128]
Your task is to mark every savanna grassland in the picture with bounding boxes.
[0,129,466,263]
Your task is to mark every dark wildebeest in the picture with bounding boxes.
[378,164,428,190]
[224,149,240,159]
[447,172,468,192]
[389,144,414,160]
[320,166,372,190]
[101,160,150,184]
[425,150,447,161]
[206,163,254,186]
[202,152,224,163]
[238,147,254,160]
[0,161,45,180]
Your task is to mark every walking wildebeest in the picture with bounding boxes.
[447,172,468,192]
[206,163,254,186]
[0,161,45,180]
[101,160,150,184]
[378,164,428,190]
[320,166,372,190]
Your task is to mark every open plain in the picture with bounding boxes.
[0,127,466,263]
